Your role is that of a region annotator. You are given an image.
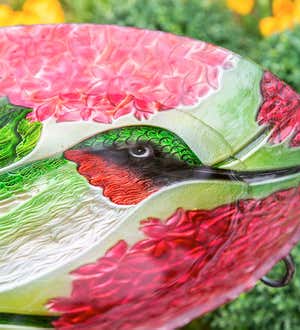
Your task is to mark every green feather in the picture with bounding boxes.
[0,158,67,201]
[73,125,202,166]
[0,98,42,168]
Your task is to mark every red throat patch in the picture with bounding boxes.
[64,150,159,205]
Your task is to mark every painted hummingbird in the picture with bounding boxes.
[0,25,299,330]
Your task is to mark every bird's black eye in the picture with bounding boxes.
[72,125,202,167]
[128,144,153,159]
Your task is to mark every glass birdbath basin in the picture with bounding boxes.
[0,24,299,330]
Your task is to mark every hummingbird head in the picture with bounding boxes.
[63,125,201,205]
[0,24,299,330]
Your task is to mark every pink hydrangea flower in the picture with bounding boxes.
[0,25,234,123]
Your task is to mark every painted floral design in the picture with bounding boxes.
[64,149,159,205]
[259,71,300,147]
[0,25,233,123]
[49,186,300,330]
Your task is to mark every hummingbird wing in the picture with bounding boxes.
[0,98,42,169]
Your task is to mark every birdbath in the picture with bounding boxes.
[0,24,299,330]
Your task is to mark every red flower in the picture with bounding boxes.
[49,186,300,330]
[258,71,300,147]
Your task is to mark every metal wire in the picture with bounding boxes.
[261,254,295,288]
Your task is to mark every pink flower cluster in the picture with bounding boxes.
[258,71,300,147]
[0,25,233,123]
[49,186,300,330]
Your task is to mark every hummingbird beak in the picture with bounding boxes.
[161,165,300,185]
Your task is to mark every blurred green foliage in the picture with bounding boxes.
[62,0,260,54]
[257,26,300,90]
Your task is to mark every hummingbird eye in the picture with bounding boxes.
[128,144,153,159]
[68,125,202,168]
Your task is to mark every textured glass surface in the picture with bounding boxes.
[0,24,299,330]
